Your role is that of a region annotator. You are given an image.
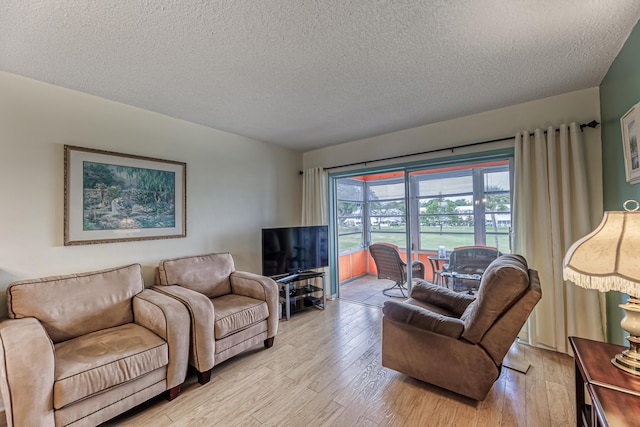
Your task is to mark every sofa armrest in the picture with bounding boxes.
[382,300,464,338]
[410,281,475,317]
[134,289,190,390]
[230,271,279,338]
[152,285,216,373]
[0,317,55,427]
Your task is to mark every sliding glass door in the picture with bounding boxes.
[330,154,528,340]
[331,155,513,307]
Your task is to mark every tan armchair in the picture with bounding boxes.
[0,264,190,427]
[382,254,541,400]
[153,252,279,384]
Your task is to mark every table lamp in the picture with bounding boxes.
[563,201,640,376]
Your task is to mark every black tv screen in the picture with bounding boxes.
[261,225,329,277]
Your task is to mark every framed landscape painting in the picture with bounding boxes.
[64,145,186,245]
[621,102,640,184]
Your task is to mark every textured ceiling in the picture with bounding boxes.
[2,1,640,151]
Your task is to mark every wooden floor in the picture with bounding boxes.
[107,299,575,427]
[338,275,473,308]
[339,275,410,307]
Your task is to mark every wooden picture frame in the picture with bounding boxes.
[64,145,186,245]
[621,103,640,184]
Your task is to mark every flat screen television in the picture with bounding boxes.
[261,225,329,277]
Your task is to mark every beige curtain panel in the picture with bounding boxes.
[302,167,328,226]
[513,122,605,353]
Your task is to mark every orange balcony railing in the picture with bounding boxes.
[339,248,436,284]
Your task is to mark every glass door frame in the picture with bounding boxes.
[327,148,514,298]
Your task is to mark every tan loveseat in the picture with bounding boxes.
[154,252,279,384]
[381,254,541,400]
[0,264,190,427]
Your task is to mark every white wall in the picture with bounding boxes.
[304,88,602,171]
[304,87,603,226]
[0,72,302,317]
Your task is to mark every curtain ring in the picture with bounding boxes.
[623,199,640,212]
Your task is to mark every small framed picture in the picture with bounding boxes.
[621,103,640,184]
[64,145,186,245]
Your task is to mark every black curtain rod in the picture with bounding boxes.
[321,120,599,171]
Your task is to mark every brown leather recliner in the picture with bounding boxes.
[153,252,279,384]
[0,264,190,427]
[381,254,541,400]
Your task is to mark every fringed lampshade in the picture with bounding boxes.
[563,206,640,376]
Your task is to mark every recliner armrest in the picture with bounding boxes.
[152,285,216,374]
[0,317,55,427]
[382,300,465,338]
[230,271,279,338]
[134,289,191,389]
[410,281,475,317]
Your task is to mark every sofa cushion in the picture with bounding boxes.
[383,300,465,338]
[212,294,269,339]
[409,281,475,317]
[53,323,168,409]
[53,368,167,427]
[406,297,455,317]
[158,253,235,298]
[7,264,143,343]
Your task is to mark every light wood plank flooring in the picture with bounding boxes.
[339,275,410,307]
[106,299,574,427]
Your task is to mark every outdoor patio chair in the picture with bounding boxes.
[442,245,502,293]
[369,242,425,297]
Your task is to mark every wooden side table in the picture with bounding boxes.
[588,384,640,427]
[427,255,448,285]
[569,336,640,427]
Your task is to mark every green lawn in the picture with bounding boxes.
[338,225,511,254]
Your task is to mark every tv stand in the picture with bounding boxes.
[275,271,325,320]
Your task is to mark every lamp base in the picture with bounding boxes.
[611,297,640,376]
[611,345,640,376]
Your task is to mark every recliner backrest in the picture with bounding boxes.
[7,264,143,343]
[460,254,530,343]
[480,269,541,364]
[157,252,235,298]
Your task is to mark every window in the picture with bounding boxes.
[334,160,512,255]
[336,179,364,252]
[483,168,511,252]
[413,164,511,253]
[368,178,406,247]
[415,170,475,250]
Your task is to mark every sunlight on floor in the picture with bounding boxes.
[339,275,410,307]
